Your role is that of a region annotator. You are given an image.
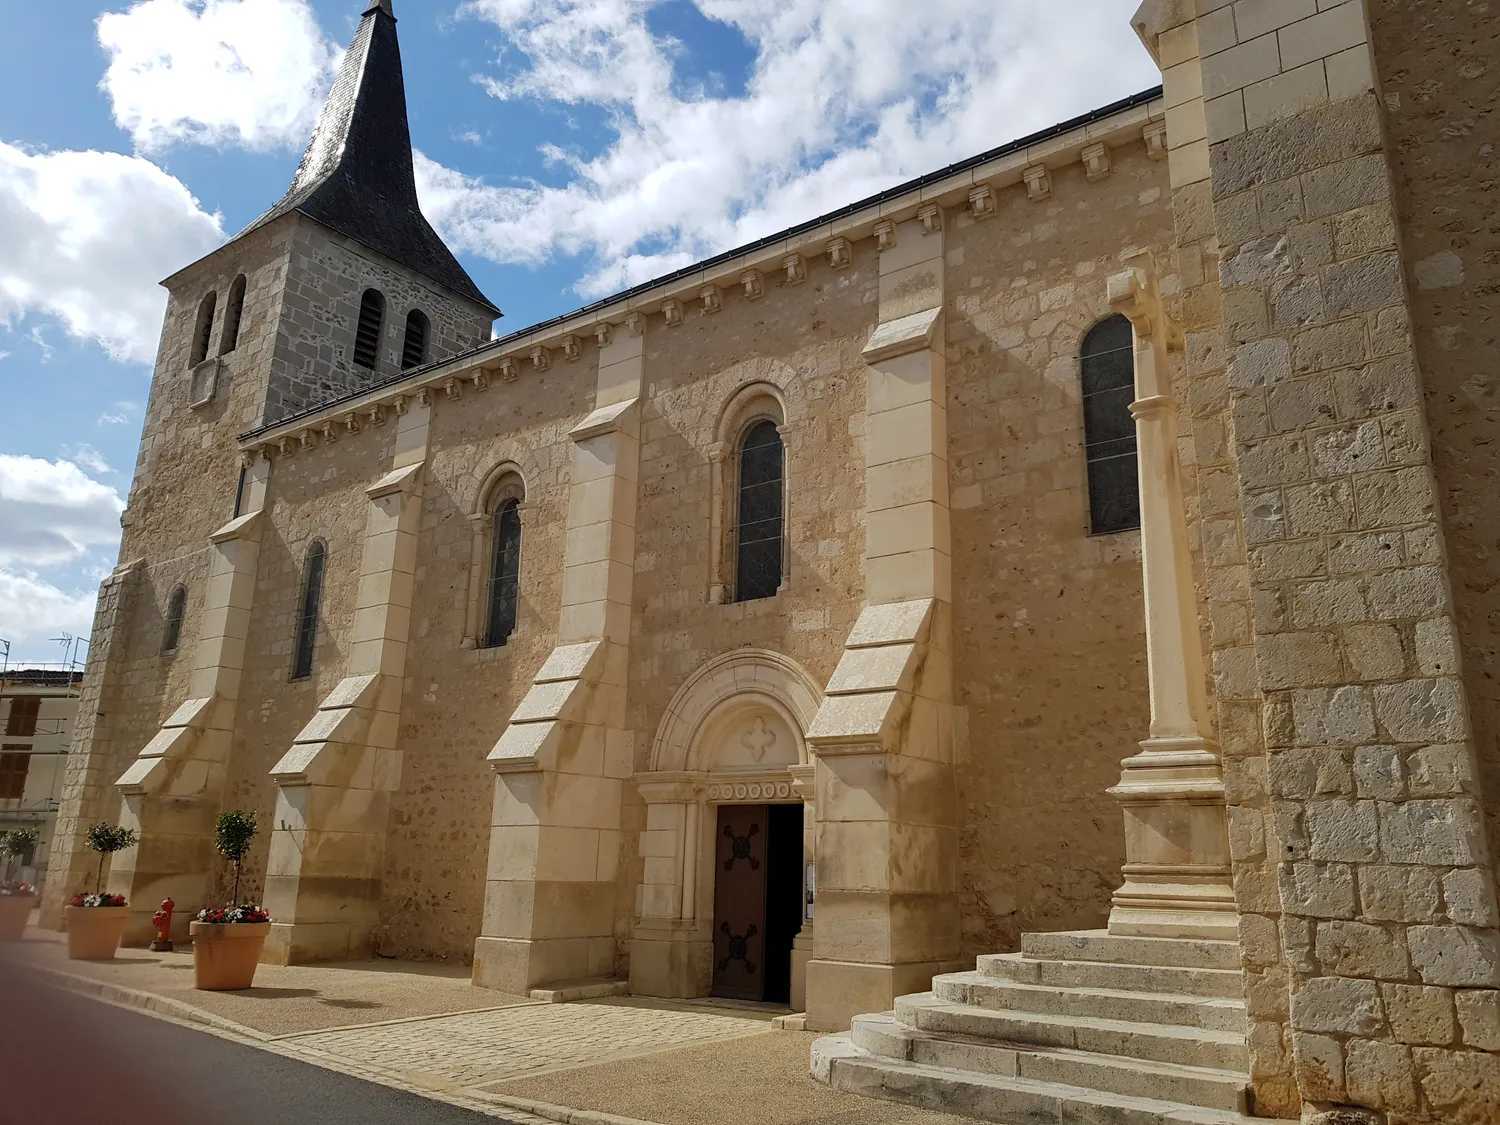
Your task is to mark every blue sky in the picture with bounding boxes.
[0,0,1156,665]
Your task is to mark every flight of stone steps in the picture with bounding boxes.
[812,930,1266,1125]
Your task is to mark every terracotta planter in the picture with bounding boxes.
[190,921,271,990]
[64,905,131,960]
[0,895,34,941]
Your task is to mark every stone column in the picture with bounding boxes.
[789,761,816,1012]
[629,778,711,997]
[804,215,962,1031]
[262,399,427,964]
[1105,254,1237,941]
[473,324,641,994]
[39,558,143,929]
[107,454,270,943]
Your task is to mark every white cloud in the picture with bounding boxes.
[97,0,338,153]
[0,571,100,653]
[97,401,140,426]
[0,141,225,364]
[0,455,126,569]
[426,0,1159,296]
[61,446,115,476]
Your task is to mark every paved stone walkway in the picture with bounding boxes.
[286,998,772,1088]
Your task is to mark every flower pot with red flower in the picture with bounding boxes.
[64,824,138,960]
[190,811,271,991]
[0,828,41,941]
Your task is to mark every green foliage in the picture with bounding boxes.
[85,823,137,856]
[84,823,138,896]
[2,827,39,865]
[214,810,257,864]
[214,810,258,907]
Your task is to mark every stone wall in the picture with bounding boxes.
[1366,0,1500,886]
[265,220,494,424]
[944,140,1176,954]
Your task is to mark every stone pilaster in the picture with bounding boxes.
[39,558,144,928]
[262,401,428,964]
[473,326,641,994]
[1105,253,1237,941]
[105,456,270,943]
[804,216,962,1032]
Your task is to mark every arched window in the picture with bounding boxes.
[485,497,523,647]
[291,540,327,680]
[162,586,187,653]
[1081,315,1140,535]
[734,419,785,602]
[190,292,217,366]
[402,310,429,370]
[220,275,247,355]
[353,289,385,370]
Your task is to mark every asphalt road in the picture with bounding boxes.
[0,954,516,1125]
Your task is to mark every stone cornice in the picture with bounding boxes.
[239,90,1165,460]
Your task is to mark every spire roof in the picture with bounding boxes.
[238,1,498,314]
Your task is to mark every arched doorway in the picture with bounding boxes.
[630,650,822,1006]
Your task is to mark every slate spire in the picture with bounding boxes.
[240,0,497,313]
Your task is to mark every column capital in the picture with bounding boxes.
[1108,253,1182,351]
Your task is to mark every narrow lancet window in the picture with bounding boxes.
[220,275,247,355]
[162,586,187,653]
[353,289,385,370]
[292,540,327,680]
[402,310,429,370]
[1081,315,1141,534]
[190,292,217,366]
[734,419,785,602]
[485,499,522,647]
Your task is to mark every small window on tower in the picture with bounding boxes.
[353,289,385,370]
[163,586,187,653]
[190,291,217,366]
[220,275,247,355]
[402,310,429,370]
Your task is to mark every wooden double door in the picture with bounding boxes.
[711,803,804,1003]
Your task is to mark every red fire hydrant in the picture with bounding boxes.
[150,898,175,952]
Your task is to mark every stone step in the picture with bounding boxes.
[1022,931,1240,971]
[894,993,1249,1072]
[814,1034,1260,1125]
[850,1013,1249,1113]
[934,972,1246,1033]
[978,952,1245,999]
[528,977,630,1003]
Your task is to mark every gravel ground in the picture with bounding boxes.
[15,927,532,1036]
[490,1028,979,1125]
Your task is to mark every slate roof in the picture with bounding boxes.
[235,1,498,315]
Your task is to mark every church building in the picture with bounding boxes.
[43,2,1500,1122]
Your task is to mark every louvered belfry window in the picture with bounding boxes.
[190,291,217,366]
[402,310,429,370]
[220,275,247,355]
[353,289,385,370]
[163,586,187,653]
[292,540,327,680]
[485,499,523,647]
[1081,314,1141,535]
[734,420,785,602]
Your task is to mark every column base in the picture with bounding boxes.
[472,934,615,995]
[790,927,814,1012]
[262,920,373,965]
[804,957,968,1032]
[628,918,713,998]
[1108,870,1239,940]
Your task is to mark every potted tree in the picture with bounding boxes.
[64,823,138,960]
[190,810,271,990]
[0,828,40,941]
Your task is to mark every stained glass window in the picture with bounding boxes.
[1082,315,1141,535]
[292,540,327,680]
[735,420,784,602]
[485,499,522,646]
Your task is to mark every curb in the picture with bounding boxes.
[37,967,669,1125]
